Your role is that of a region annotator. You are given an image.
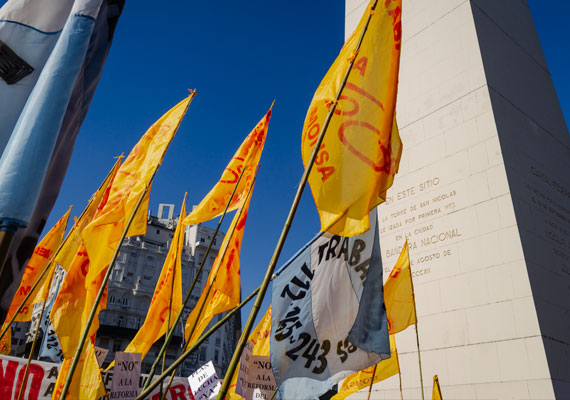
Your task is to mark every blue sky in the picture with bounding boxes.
[5,1,569,325]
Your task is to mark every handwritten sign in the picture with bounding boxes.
[237,342,275,400]
[187,361,221,400]
[110,352,141,400]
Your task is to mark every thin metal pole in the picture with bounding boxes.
[366,364,378,400]
[58,92,195,400]
[396,342,403,400]
[159,177,256,400]
[142,167,246,390]
[136,286,260,400]
[16,262,57,400]
[217,2,380,398]
[0,156,122,341]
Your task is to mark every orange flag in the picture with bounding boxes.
[332,335,399,399]
[82,95,192,287]
[384,241,417,334]
[183,107,271,226]
[110,198,185,366]
[301,0,402,237]
[5,208,71,324]
[184,182,254,345]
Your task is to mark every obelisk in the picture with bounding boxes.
[345,0,570,398]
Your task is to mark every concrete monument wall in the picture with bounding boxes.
[345,0,570,398]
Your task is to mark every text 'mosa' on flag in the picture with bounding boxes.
[108,198,186,368]
[270,210,390,400]
[385,240,417,335]
[183,105,272,226]
[184,180,255,347]
[0,0,125,329]
[301,0,403,237]
[332,334,399,400]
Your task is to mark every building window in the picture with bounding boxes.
[214,350,219,364]
[215,338,220,347]
[199,347,206,362]
[156,229,160,234]
[143,275,152,281]
[113,342,121,352]
[118,316,123,327]
[109,296,115,304]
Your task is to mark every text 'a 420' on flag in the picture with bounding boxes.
[301,0,403,237]
[270,210,390,400]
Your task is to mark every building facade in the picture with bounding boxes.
[95,204,241,377]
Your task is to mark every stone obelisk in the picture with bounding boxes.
[345,0,570,398]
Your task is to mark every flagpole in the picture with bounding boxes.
[58,92,195,400]
[136,285,260,400]
[216,1,380,398]
[408,254,425,400]
[396,341,403,400]
[0,156,123,341]
[159,195,186,399]
[366,365,378,400]
[16,262,58,400]
[159,176,256,400]
[142,167,246,390]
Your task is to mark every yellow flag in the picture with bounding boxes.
[226,306,272,400]
[52,342,104,400]
[333,335,399,400]
[55,157,121,271]
[184,183,254,345]
[183,107,271,226]
[432,375,442,400]
[301,0,403,236]
[50,162,125,399]
[111,198,185,366]
[82,95,192,287]
[0,326,10,355]
[5,208,71,323]
[384,241,417,334]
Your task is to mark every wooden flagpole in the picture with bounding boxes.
[159,194,186,399]
[136,285,260,400]
[409,254,425,400]
[216,1,382,398]
[58,91,195,400]
[159,176,256,400]
[16,260,61,400]
[0,155,123,343]
[142,167,246,390]
[366,364,378,400]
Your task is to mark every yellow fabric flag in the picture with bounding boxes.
[82,95,192,286]
[110,199,185,366]
[55,157,121,271]
[5,208,71,323]
[384,241,417,334]
[226,306,272,400]
[332,335,399,400]
[50,161,125,399]
[301,0,403,237]
[0,326,10,355]
[433,375,442,400]
[183,107,271,226]
[184,183,254,345]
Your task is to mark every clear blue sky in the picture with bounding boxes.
[6,1,569,325]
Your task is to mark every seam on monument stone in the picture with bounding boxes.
[470,0,549,75]
[487,86,570,150]
[399,83,487,131]
[403,0,468,44]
